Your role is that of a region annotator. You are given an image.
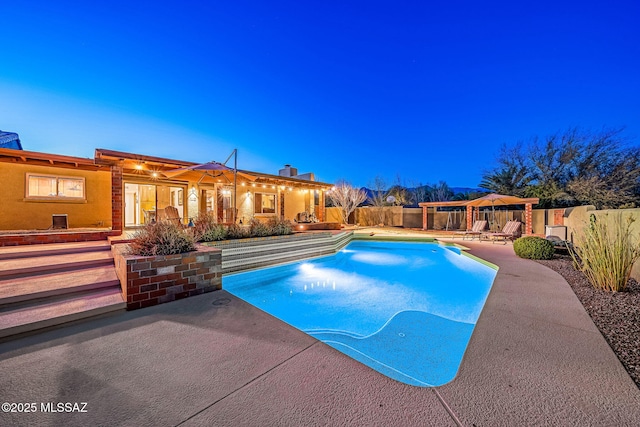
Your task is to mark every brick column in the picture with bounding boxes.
[422,206,427,230]
[317,190,325,222]
[279,189,285,220]
[111,165,123,233]
[466,206,473,230]
[525,203,533,235]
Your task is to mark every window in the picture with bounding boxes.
[26,174,85,200]
[254,192,276,214]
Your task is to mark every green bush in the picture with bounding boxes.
[513,236,555,260]
[569,214,640,292]
[129,222,196,256]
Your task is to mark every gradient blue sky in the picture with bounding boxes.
[1,1,639,188]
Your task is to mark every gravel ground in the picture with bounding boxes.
[536,254,640,389]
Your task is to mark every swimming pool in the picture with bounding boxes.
[223,240,497,387]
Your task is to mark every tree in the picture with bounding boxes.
[367,176,389,225]
[387,176,414,206]
[479,164,531,197]
[408,181,430,205]
[480,127,640,209]
[327,181,367,225]
[426,181,454,202]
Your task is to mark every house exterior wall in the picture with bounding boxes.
[235,187,311,224]
[0,162,112,230]
[284,189,308,221]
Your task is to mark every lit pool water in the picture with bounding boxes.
[223,240,497,386]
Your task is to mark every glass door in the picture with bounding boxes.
[124,183,156,226]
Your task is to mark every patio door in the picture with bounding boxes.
[124,183,156,226]
[157,185,184,223]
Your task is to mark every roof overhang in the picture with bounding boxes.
[0,147,103,171]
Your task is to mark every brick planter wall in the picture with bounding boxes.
[112,243,222,310]
[0,231,116,246]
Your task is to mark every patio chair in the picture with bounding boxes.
[482,220,522,244]
[455,220,488,240]
[161,206,183,226]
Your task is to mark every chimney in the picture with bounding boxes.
[279,164,298,177]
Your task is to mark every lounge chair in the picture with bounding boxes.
[455,220,488,240]
[482,220,522,244]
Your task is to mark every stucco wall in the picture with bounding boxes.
[325,207,342,223]
[402,208,423,228]
[355,206,404,226]
[565,205,640,281]
[284,190,308,221]
[0,163,112,230]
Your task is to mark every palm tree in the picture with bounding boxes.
[479,165,531,196]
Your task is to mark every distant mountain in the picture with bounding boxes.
[450,187,483,194]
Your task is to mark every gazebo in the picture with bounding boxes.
[419,194,540,235]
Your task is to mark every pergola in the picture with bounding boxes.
[418,194,540,235]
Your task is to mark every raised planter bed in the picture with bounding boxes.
[112,243,222,310]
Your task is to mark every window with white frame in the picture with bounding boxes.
[254,192,276,214]
[26,174,85,200]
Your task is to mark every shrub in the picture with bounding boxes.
[192,212,227,242]
[200,224,228,242]
[513,236,555,260]
[226,223,250,239]
[129,222,196,256]
[569,214,640,292]
[183,214,294,242]
[267,217,294,236]
[248,218,271,237]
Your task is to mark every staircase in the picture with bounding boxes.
[0,241,125,340]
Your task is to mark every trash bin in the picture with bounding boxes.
[545,225,567,240]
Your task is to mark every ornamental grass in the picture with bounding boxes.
[569,213,640,292]
[129,221,196,256]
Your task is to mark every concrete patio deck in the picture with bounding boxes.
[1,238,639,426]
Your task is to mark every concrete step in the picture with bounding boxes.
[0,266,120,307]
[0,287,125,340]
[0,251,114,281]
[0,240,111,260]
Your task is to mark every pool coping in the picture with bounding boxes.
[0,237,639,425]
